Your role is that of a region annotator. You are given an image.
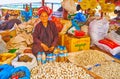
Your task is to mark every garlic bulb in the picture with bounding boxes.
[31,62,94,79]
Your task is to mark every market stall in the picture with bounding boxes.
[0,0,120,79]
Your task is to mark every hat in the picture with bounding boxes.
[37,6,52,16]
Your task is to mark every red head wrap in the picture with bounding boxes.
[37,6,52,16]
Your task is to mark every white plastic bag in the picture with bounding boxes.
[89,18,109,46]
[96,41,120,55]
[67,27,76,35]
[12,53,37,70]
[0,35,8,53]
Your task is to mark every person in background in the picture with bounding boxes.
[32,6,58,56]
[0,15,21,30]
[0,16,5,25]
[5,13,10,21]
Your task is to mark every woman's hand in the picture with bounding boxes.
[49,46,55,52]
[41,43,49,51]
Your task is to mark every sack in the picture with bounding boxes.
[96,39,120,55]
[61,0,76,14]
[11,66,30,79]
[0,35,8,53]
[0,64,14,79]
[12,53,37,70]
[89,18,109,46]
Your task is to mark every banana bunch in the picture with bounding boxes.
[103,3,115,13]
[98,0,115,13]
[80,0,98,10]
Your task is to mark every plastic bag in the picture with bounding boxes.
[114,53,120,60]
[0,35,8,53]
[0,64,14,79]
[0,64,30,79]
[68,27,76,35]
[74,12,87,22]
[89,18,109,46]
[11,66,30,79]
[96,40,120,55]
[71,19,80,30]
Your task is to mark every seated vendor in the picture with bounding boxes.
[32,6,58,56]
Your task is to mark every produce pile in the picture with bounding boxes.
[0,53,16,64]
[18,55,32,62]
[6,18,36,53]
[68,50,114,67]
[90,61,120,79]
[0,54,11,62]
[31,62,94,79]
[7,32,33,49]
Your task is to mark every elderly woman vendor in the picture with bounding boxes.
[32,6,58,56]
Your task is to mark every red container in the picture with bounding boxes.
[74,30,85,37]
[11,75,19,79]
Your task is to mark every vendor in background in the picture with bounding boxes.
[4,13,10,21]
[32,6,58,56]
[0,14,21,30]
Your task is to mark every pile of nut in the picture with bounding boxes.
[68,50,107,67]
[90,61,120,79]
[31,62,94,79]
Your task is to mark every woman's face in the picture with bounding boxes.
[40,11,49,23]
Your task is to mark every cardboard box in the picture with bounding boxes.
[64,35,90,52]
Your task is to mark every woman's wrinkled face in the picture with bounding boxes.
[40,11,49,23]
